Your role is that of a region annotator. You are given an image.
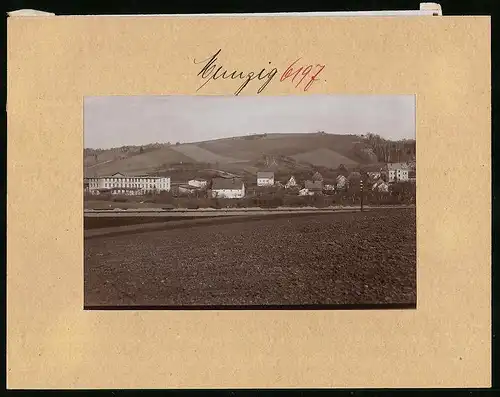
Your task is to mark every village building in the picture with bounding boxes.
[323,184,336,191]
[257,171,275,186]
[177,184,203,195]
[372,180,389,192]
[285,175,298,188]
[85,172,171,196]
[188,178,208,189]
[384,163,409,182]
[336,175,348,190]
[299,180,323,196]
[211,178,246,199]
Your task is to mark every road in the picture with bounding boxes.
[84,204,415,218]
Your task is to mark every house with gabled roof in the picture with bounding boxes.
[384,163,409,182]
[299,180,323,196]
[257,171,275,186]
[211,178,245,199]
[372,180,389,192]
[285,175,298,189]
[188,178,208,189]
[336,175,348,190]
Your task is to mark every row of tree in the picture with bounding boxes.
[362,133,416,163]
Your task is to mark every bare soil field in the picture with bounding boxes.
[84,208,416,308]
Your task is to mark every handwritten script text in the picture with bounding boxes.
[280,58,326,92]
[194,49,278,95]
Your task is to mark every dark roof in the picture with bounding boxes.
[305,180,323,190]
[179,184,201,190]
[386,163,409,170]
[257,171,274,178]
[212,178,244,190]
[87,173,168,179]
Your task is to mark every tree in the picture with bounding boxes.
[175,142,180,146]
[139,146,144,153]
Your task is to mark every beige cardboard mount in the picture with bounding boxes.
[6,5,491,390]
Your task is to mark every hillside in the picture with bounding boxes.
[84,132,415,179]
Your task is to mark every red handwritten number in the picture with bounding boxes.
[304,64,325,91]
[295,65,313,88]
[280,58,302,82]
[280,59,325,92]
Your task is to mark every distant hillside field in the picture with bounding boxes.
[84,132,415,177]
[169,144,245,163]
[291,148,358,169]
[85,146,193,177]
[197,133,360,162]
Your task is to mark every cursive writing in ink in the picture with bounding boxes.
[194,49,278,95]
[280,58,326,92]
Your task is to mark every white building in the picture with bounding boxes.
[211,178,245,199]
[177,184,202,195]
[285,175,298,189]
[302,180,323,196]
[257,171,275,186]
[385,163,409,182]
[372,180,389,192]
[85,172,171,195]
[336,175,348,190]
[188,178,208,189]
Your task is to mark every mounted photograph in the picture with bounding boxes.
[84,94,416,309]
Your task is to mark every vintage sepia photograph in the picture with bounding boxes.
[84,95,416,309]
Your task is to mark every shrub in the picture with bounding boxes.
[257,195,283,208]
[283,195,308,207]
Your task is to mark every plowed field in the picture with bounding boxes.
[84,209,416,308]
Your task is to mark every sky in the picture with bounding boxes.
[84,95,415,149]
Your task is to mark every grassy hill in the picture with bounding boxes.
[84,132,415,181]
